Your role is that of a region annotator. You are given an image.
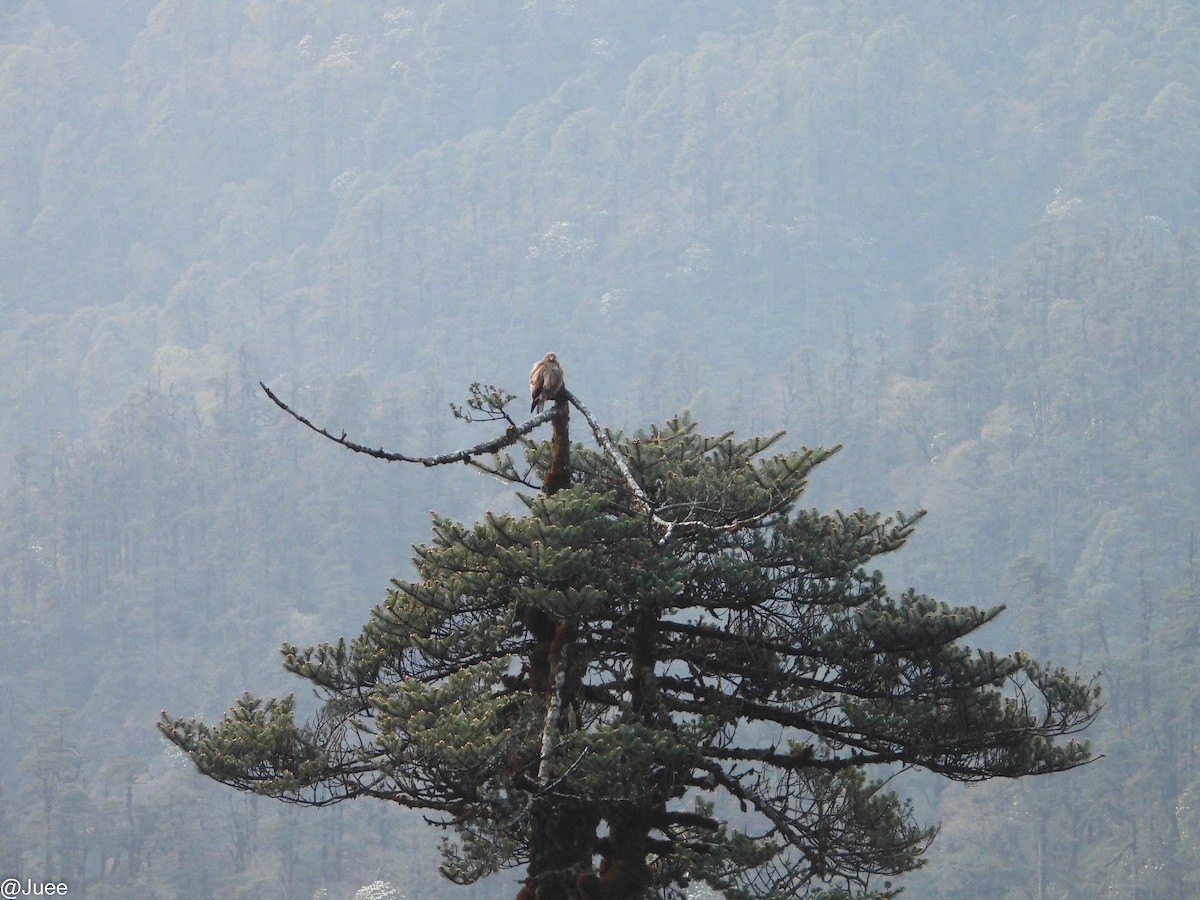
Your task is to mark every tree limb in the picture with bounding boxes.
[260,381,553,466]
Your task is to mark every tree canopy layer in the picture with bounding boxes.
[162,405,1098,899]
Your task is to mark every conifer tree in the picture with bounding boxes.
[161,384,1098,899]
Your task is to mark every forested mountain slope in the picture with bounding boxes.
[1,0,1198,896]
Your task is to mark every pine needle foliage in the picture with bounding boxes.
[161,412,1098,899]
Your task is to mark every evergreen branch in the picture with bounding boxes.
[705,745,897,772]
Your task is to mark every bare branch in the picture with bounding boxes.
[260,381,555,466]
[562,388,793,542]
[559,387,654,509]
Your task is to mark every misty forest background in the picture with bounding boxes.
[2,1,1199,897]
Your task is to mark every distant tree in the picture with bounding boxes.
[161,383,1099,900]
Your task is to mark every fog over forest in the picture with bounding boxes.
[2,1,1199,897]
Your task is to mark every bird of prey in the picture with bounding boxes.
[530,352,565,413]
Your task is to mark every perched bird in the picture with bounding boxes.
[529,352,565,413]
